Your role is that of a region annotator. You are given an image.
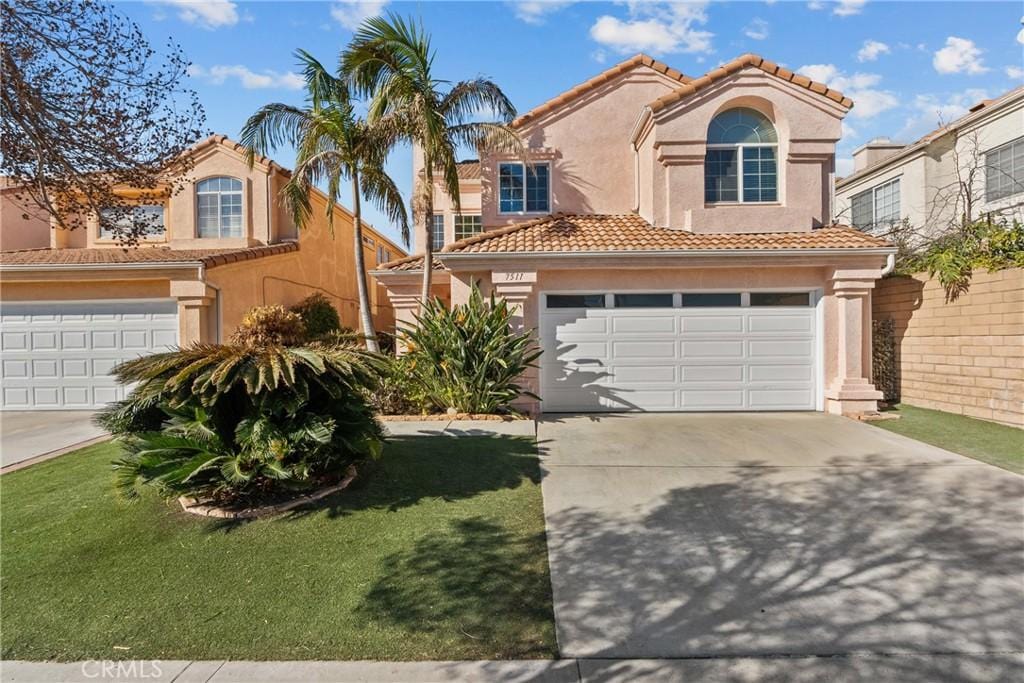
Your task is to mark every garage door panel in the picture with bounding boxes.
[681,340,745,358]
[612,365,677,383]
[748,314,814,333]
[749,364,813,381]
[680,315,744,333]
[681,365,745,382]
[680,389,745,409]
[749,339,813,357]
[612,340,676,359]
[749,388,815,409]
[0,300,178,410]
[548,341,608,361]
[548,315,609,335]
[612,316,676,334]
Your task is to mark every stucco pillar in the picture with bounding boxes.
[170,280,216,346]
[492,270,539,414]
[825,273,883,415]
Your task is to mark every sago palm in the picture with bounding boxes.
[341,13,521,305]
[240,49,408,352]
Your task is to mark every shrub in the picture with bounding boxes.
[291,293,342,340]
[102,338,384,505]
[364,355,429,415]
[231,305,306,347]
[400,286,541,414]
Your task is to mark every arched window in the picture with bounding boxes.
[196,176,243,237]
[705,108,778,203]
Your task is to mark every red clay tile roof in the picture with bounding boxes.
[0,242,298,268]
[512,54,691,128]
[375,215,892,272]
[649,53,854,114]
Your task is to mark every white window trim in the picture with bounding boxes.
[705,143,779,205]
[498,161,551,215]
[851,176,901,233]
[453,213,483,241]
[196,177,244,239]
[983,135,1024,203]
[98,205,167,240]
[430,214,446,248]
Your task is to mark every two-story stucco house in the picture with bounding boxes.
[835,86,1024,237]
[374,53,896,417]
[0,134,405,410]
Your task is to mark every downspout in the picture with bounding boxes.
[880,253,895,276]
[632,141,640,212]
[197,264,223,343]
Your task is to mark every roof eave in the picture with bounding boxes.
[0,261,205,273]
[439,246,897,261]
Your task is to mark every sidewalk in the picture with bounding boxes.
[4,654,1018,682]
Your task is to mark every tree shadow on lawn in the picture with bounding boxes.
[355,516,557,659]
[205,434,541,532]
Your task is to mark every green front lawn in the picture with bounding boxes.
[872,404,1024,474]
[0,435,556,661]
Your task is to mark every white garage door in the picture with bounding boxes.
[540,291,818,412]
[0,300,178,410]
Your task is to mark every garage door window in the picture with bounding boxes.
[750,292,812,306]
[681,293,741,307]
[546,294,606,308]
[614,293,673,308]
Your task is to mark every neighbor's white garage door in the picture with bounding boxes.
[0,300,178,410]
[540,291,818,412]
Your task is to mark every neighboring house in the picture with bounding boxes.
[374,54,896,417]
[835,86,1024,237]
[0,134,405,410]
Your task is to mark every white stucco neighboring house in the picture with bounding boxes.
[835,86,1024,238]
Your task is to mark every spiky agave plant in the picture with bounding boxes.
[400,285,542,414]
[104,338,385,504]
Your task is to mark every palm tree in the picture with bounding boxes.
[342,13,521,305]
[239,50,408,353]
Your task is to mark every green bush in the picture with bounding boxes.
[291,293,342,340]
[901,218,1024,301]
[400,286,541,414]
[364,354,429,415]
[100,338,384,505]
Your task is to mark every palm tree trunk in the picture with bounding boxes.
[419,166,434,308]
[351,172,380,353]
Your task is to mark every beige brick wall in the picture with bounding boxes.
[873,268,1024,428]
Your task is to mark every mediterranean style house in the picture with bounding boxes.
[835,86,1024,237]
[0,134,405,410]
[373,53,897,417]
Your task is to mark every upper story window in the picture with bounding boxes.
[431,214,445,248]
[376,245,392,265]
[499,162,549,213]
[196,177,243,238]
[705,108,778,203]
[99,205,165,239]
[851,178,900,233]
[985,136,1023,202]
[454,214,482,241]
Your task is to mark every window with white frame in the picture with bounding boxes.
[985,136,1024,202]
[499,162,549,213]
[705,108,778,203]
[431,214,445,248]
[376,245,392,265]
[196,177,243,238]
[851,178,900,232]
[454,214,482,241]
[99,205,165,238]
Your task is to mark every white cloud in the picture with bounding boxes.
[857,40,890,62]
[807,1,824,9]
[151,0,238,29]
[833,0,867,17]
[899,89,989,139]
[510,1,573,25]
[590,2,714,55]
[1018,15,1024,45]
[797,63,897,118]
[330,0,388,31]
[1006,65,1024,81]
[591,49,608,64]
[188,64,304,90]
[744,18,769,41]
[933,36,988,75]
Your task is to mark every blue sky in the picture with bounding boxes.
[124,1,1024,250]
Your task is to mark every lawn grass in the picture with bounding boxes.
[0,435,556,661]
[872,404,1024,474]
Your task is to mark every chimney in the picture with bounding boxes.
[852,137,904,172]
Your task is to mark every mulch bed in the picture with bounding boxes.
[379,413,528,422]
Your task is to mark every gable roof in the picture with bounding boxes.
[512,54,691,128]
[0,243,298,269]
[649,53,854,114]
[375,214,893,272]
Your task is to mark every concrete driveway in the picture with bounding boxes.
[0,411,107,469]
[538,413,1024,677]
